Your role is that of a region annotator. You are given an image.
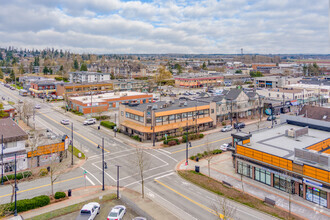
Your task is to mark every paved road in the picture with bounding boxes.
[0,85,276,220]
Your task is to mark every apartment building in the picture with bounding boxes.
[233,115,330,208]
[69,71,111,83]
[29,80,56,97]
[119,100,216,142]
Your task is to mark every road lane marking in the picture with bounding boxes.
[0,176,83,198]
[156,149,178,162]
[171,137,231,154]
[154,172,174,180]
[124,170,174,188]
[154,179,224,219]
[85,176,95,186]
[38,112,110,153]
[158,149,171,154]
[80,167,102,185]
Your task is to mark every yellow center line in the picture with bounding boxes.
[0,176,83,198]
[154,179,224,219]
[39,112,110,153]
[171,137,231,154]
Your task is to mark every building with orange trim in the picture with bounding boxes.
[56,82,114,97]
[69,92,153,114]
[174,75,224,88]
[119,100,216,142]
[232,115,330,208]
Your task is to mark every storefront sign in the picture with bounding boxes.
[3,154,26,163]
[303,178,323,188]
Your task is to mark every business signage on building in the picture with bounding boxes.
[303,178,323,188]
[3,154,26,163]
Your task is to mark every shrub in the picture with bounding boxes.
[190,155,196,160]
[39,168,48,176]
[212,149,222,154]
[221,121,226,126]
[3,171,32,182]
[94,115,110,121]
[54,192,66,199]
[163,140,169,145]
[100,121,116,129]
[173,138,180,144]
[8,195,50,213]
[132,135,141,142]
[198,133,204,138]
[168,140,177,146]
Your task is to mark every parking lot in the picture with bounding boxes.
[53,199,140,220]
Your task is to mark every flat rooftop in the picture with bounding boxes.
[244,124,329,160]
[70,91,150,103]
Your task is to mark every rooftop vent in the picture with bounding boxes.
[285,127,308,139]
[152,104,158,110]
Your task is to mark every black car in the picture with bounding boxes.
[234,122,245,129]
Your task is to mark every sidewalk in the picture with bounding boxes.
[177,153,330,220]
[8,186,178,220]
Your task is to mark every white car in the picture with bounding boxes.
[221,125,232,132]
[220,143,230,152]
[76,202,100,220]
[35,104,41,109]
[107,205,126,220]
[61,119,70,125]
[57,96,64,100]
[83,118,96,125]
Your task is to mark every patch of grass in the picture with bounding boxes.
[178,170,302,220]
[28,193,116,220]
[8,101,15,105]
[11,84,23,89]
[68,145,85,159]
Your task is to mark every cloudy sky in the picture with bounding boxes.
[0,0,329,54]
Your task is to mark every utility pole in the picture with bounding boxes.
[115,165,121,199]
[71,123,73,166]
[102,138,105,191]
[1,135,4,185]
[114,113,117,137]
[14,153,17,216]
[230,100,233,126]
[152,110,155,147]
[186,121,188,166]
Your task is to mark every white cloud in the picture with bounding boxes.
[0,0,328,54]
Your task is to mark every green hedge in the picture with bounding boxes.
[189,149,222,160]
[54,192,66,199]
[132,135,141,142]
[100,121,116,129]
[2,171,32,183]
[0,195,51,215]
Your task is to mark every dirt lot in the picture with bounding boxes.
[53,199,140,220]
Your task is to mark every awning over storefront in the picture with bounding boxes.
[290,100,300,106]
[121,117,213,133]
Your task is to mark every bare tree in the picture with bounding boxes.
[278,172,293,219]
[16,103,23,120]
[204,137,215,177]
[48,145,67,196]
[22,101,33,126]
[134,148,150,198]
[213,196,237,220]
[237,160,245,193]
[27,130,43,174]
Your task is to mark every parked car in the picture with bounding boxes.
[35,105,41,109]
[57,96,64,100]
[267,115,276,121]
[83,118,96,125]
[60,119,70,125]
[18,100,23,103]
[220,143,230,152]
[76,202,100,220]
[221,125,232,132]
[107,205,126,220]
[10,87,15,90]
[234,122,245,129]
[132,217,147,220]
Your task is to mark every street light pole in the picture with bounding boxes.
[102,138,105,191]
[14,153,17,216]
[186,121,188,166]
[152,111,155,147]
[115,165,121,199]
[1,135,4,185]
[114,113,117,137]
[71,123,73,166]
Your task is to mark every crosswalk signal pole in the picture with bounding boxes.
[102,138,105,191]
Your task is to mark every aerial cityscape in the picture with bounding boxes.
[0,0,329,220]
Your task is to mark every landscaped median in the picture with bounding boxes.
[178,170,303,220]
[68,145,85,159]
[162,133,204,147]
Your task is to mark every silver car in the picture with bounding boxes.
[60,119,70,125]
[107,205,126,220]
[221,125,232,132]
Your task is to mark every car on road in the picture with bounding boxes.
[35,104,41,109]
[220,143,230,151]
[60,119,70,125]
[18,100,23,103]
[76,202,100,220]
[57,96,64,100]
[267,115,276,121]
[221,125,232,132]
[132,217,147,220]
[234,122,245,129]
[107,205,126,220]
[83,118,96,125]
[10,86,15,90]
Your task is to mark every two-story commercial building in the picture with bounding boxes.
[56,82,114,97]
[175,75,224,88]
[233,115,330,208]
[29,81,56,98]
[69,71,111,83]
[119,100,216,142]
[0,118,28,175]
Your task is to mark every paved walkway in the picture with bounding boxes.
[177,153,330,220]
[6,186,178,220]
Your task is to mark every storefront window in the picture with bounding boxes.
[156,117,162,123]
[273,174,292,192]
[306,186,327,207]
[255,167,271,185]
[237,161,252,178]
[182,113,187,118]
[163,116,168,122]
[169,115,175,121]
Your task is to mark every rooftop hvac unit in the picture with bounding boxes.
[184,102,188,106]
[152,105,158,110]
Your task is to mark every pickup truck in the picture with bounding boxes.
[76,202,100,220]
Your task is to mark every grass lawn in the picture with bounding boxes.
[11,84,23,89]
[178,170,303,220]
[68,145,85,159]
[28,194,117,220]
[8,101,15,105]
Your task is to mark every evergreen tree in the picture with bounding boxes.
[43,66,49,75]
[10,69,15,82]
[0,103,8,118]
[73,59,79,70]
[0,69,3,79]
[80,63,88,71]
